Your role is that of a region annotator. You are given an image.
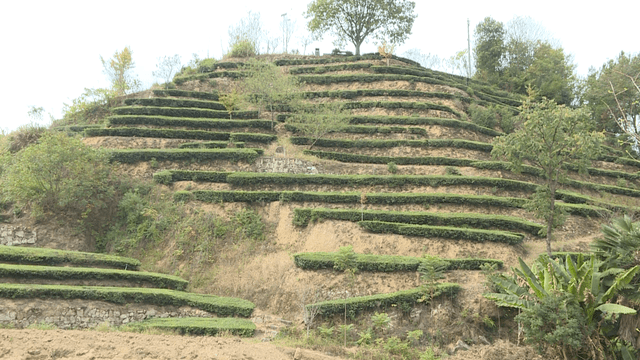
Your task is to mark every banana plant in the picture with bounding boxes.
[484,254,639,323]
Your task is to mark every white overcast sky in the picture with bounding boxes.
[1,0,638,133]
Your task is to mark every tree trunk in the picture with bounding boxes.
[546,182,557,258]
[355,42,362,56]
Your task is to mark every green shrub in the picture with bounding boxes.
[232,209,266,242]
[444,166,462,176]
[0,132,116,223]
[387,162,398,174]
[3,123,48,153]
[111,106,257,119]
[229,40,256,58]
[468,104,497,129]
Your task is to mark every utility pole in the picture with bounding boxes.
[467,18,471,85]
[281,13,288,54]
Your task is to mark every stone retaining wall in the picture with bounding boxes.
[253,157,318,174]
[0,225,37,246]
[0,299,214,329]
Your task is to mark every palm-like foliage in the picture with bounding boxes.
[485,255,638,322]
[592,215,640,270]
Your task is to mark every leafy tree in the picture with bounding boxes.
[583,51,640,140]
[523,43,576,105]
[152,54,181,88]
[100,46,141,95]
[228,11,263,56]
[242,59,299,128]
[286,101,350,148]
[0,132,116,226]
[491,95,603,256]
[474,17,505,83]
[305,0,417,56]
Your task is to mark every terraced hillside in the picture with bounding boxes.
[0,245,255,336]
[78,54,640,343]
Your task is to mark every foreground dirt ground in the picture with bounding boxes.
[0,329,342,360]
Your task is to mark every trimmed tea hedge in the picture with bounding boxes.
[173,71,246,84]
[293,252,503,272]
[0,264,188,291]
[152,89,219,101]
[293,208,542,236]
[359,221,524,244]
[172,189,607,217]
[85,127,231,141]
[301,89,465,101]
[53,124,104,133]
[0,283,254,317]
[347,116,503,136]
[341,101,461,118]
[127,317,255,337]
[0,245,140,270]
[274,54,397,66]
[278,114,503,136]
[110,149,260,164]
[291,137,493,152]
[153,170,230,185]
[304,150,475,166]
[224,172,539,191]
[124,98,226,111]
[308,283,460,319]
[112,106,257,119]
[179,141,245,149]
[108,116,273,130]
[229,133,278,143]
[286,124,414,136]
[289,63,372,74]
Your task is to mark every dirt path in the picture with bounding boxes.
[0,329,342,360]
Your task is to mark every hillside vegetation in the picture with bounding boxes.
[2,53,640,359]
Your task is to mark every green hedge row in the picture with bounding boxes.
[173,71,247,84]
[224,172,538,191]
[286,124,421,136]
[289,63,372,74]
[0,264,188,291]
[124,98,226,111]
[614,157,640,168]
[278,114,502,136]
[346,115,503,136]
[293,208,542,236]
[112,106,257,119]
[274,54,389,66]
[110,149,260,164]
[229,132,278,143]
[340,101,461,117]
[85,127,230,141]
[308,283,460,319]
[108,115,273,130]
[154,170,230,185]
[301,89,465,101]
[304,149,475,166]
[152,89,219,101]
[127,317,255,337]
[293,252,503,272]
[0,246,140,270]
[359,221,524,244]
[304,151,640,198]
[53,124,104,133]
[179,141,245,149]
[370,66,523,107]
[173,189,606,218]
[291,137,493,152]
[0,283,254,317]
